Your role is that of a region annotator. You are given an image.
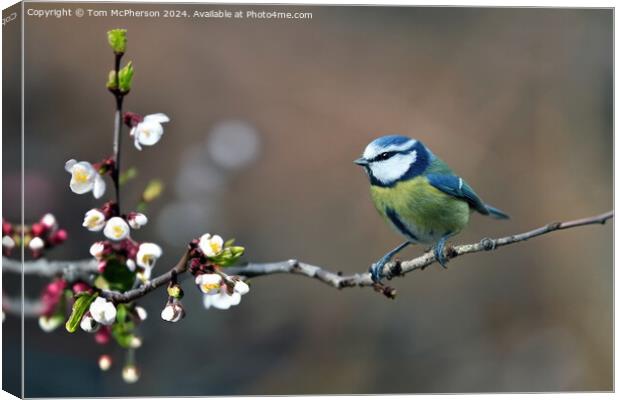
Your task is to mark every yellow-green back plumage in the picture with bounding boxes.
[370,176,470,244]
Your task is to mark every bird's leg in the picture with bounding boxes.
[370,241,411,283]
[433,233,453,269]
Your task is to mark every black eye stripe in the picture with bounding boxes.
[372,151,400,162]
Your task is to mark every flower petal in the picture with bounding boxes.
[64,159,77,172]
[144,113,170,124]
[133,133,143,150]
[93,175,106,199]
[70,179,94,194]
[136,121,164,146]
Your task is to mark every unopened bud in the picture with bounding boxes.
[161,302,185,323]
[107,28,127,54]
[40,213,57,229]
[2,235,15,249]
[38,315,64,332]
[134,306,147,321]
[118,61,134,93]
[129,336,142,349]
[28,236,45,251]
[122,364,140,383]
[167,284,183,299]
[98,354,112,371]
[127,212,148,229]
[30,223,46,237]
[80,313,100,333]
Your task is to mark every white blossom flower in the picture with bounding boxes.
[40,213,57,229]
[38,315,64,332]
[135,306,147,321]
[126,259,136,272]
[130,113,170,150]
[82,209,106,231]
[161,302,185,322]
[233,279,250,295]
[202,277,250,310]
[136,268,152,283]
[135,243,162,283]
[198,233,224,257]
[29,237,44,251]
[80,313,100,333]
[98,355,112,371]
[122,365,140,383]
[128,213,148,229]
[103,217,130,241]
[203,290,242,310]
[195,273,222,295]
[89,297,117,325]
[136,242,162,269]
[65,159,106,198]
[89,241,106,260]
[2,235,15,249]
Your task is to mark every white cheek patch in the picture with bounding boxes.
[363,139,417,160]
[370,151,417,184]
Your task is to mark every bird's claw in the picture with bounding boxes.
[433,236,450,269]
[370,259,387,283]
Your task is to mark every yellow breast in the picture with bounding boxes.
[370,176,470,243]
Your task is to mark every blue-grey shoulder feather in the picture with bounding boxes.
[426,173,510,219]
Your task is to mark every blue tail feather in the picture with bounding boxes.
[485,204,510,220]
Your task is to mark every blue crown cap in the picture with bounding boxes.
[372,135,414,148]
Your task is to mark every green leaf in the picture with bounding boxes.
[118,61,134,93]
[116,304,128,324]
[102,258,136,292]
[107,28,127,54]
[224,238,236,248]
[142,179,164,203]
[136,201,147,213]
[65,292,98,333]
[111,321,136,348]
[106,70,118,90]
[119,167,138,186]
[210,246,245,267]
[93,275,110,290]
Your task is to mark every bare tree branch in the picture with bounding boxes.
[4,210,613,303]
[2,296,44,317]
[3,257,97,279]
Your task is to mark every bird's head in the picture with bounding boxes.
[354,135,430,187]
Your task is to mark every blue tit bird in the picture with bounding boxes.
[354,135,509,283]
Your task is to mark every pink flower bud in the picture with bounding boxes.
[30,223,46,237]
[2,220,12,236]
[100,202,119,219]
[72,282,92,294]
[123,111,144,127]
[94,326,111,344]
[98,354,112,371]
[124,241,139,259]
[52,229,68,244]
[40,279,67,316]
[98,260,108,273]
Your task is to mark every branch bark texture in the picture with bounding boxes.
[4,210,613,304]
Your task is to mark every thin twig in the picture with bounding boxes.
[99,250,190,303]
[5,210,612,303]
[111,53,124,210]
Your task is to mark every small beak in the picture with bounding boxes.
[354,157,369,166]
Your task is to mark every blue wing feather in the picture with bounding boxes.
[426,173,510,219]
[426,174,490,216]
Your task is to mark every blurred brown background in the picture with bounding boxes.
[2,3,613,396]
